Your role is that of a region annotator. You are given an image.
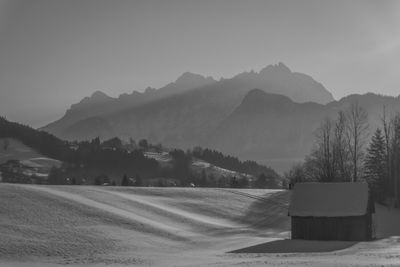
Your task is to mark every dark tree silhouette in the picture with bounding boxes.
[364,128,387,202]
[191,146,280,180]
[255,173,267,188]
[121,174,129,186]
[134,174,142,186]
[138,139,149,151]
[3,139,9,151]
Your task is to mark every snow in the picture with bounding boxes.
[0,184,399,266]
[192,159,252,178]
[143,152,171,162]
[375,203,400,238]
[289,182,370,217]
[191,160,211,168]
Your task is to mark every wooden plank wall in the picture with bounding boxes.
[291,215,372,241]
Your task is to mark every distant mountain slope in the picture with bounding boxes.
[1,117,282,184]
[213,91,400,166]
[116,91,400,172]
[41,63,333,138]
[38,64,400,172]
[62,116,115,141]
[43,72,216,136]
[209,89,326,162]
[328,93,400,128]
[231,63,333,104]
[42,87,400,173]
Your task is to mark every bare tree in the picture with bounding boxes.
[345,103,369,182]
[333,111,350,181]
[307,112,352,182]
[285,163,307,187]
[315,118,335,182]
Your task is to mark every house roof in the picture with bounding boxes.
[288,182,372,217]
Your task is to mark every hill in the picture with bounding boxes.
[42,72,216,136]
[39,64,336,172]
[0,117,281,187]
[41,63,333,141]
[0,138,47,164]
[44,83,400,173]
[0,116,73,162]
[0,137,61,173]
[40,64,400,173]
[209,90,326,164]
[1,184,399,266]
[0,117,159,183]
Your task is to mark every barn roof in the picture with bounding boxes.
[288,182,372,217]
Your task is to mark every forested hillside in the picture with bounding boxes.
[0,117,281,188]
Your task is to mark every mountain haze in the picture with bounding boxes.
[231,63,333,104]
[211,91,400,170]
[43,72,216,136]
[209,89,326,161]
[39,64,400,172]
[43,63,333,137]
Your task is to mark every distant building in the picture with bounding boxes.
[288,182,375,241]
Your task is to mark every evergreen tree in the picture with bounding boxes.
[138,139,149,151]
[157,178,165,187]
[230,176,238,188]
[48,167,65,185]
[169,149,191,184]
[364,128,386,202]
[265,174,279,189]
[3,139,9,151]
[255,173,267,188]
[134,174,142,186]
[191,146,280,180]
[121,174,129,186]
[101,137,123,150]
[199,169,207,187]
[94,176,102,185]
[238,177,249,188]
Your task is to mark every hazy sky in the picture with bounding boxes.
[1,0,399,127]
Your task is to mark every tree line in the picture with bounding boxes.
[164,148,281,188]
[191,147,280,179]
[0,117,159,184]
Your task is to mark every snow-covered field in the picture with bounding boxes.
[0,184,399,266]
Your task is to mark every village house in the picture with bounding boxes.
[288,182,375,241]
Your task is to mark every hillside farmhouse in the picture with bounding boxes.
[288,182,375,241]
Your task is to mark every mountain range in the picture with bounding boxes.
[41,63,400,172]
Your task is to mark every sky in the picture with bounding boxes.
[1,0,399,128]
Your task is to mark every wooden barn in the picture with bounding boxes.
[288,182,375,241]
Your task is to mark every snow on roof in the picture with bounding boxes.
[288,182,370,217]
